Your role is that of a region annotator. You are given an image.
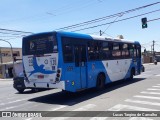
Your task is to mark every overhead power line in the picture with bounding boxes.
[147,17,160,22]
[56,1,160,30]
[100,14,123,36]
[0,28,33,34]
[72,9,160,32]
[0,31,29,36]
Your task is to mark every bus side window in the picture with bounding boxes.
[122,43,129,58]
[99,41,110,60]
[129,44,134,58]
[53,37,58,53]
[80,45,87,63]
[88,41,97,60]
[136,45,141,58]
[134,45,137,57]
[63,45,74,63]
[94,41,99,60]
[112,43,121,59]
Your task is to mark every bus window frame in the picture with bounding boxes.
[112,42,122,59]
[62,38,74,63]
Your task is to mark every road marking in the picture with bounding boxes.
[25,118,33,120]
[129,117,153,120]
[147,88,160,91]
[0,102,31,111]
[7,97,16,100]
[108,104,159,111]
[141,91,160,95]
[0,103,5,105]
[155,74,160,76]
[90,117,107,120]
[137,74,151,78]
[50,105,67,111]
[152,86,160,88]
[8,98,28,104]
[134,95,160,100]
[50,104,96,120]
[0,98,29,106]
[0,106,15,111]
[18,104,40,111]
[125,99,160,106]
[73,104,96,111]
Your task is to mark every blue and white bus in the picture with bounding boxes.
[22,31,142,92]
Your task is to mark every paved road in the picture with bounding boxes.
[0,63,160,120]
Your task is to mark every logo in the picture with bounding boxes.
[2,112,11,117]
[28,57,55,77]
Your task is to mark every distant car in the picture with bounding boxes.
[13,77,26,93]
[13,77,51,93]
[154,59,157,65]
[141,65,145,72]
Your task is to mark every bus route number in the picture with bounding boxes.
[29,58,33,66]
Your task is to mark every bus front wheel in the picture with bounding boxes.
[96,73,105,90]
[17,88,25,93]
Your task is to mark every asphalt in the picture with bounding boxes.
[0,62,160,120]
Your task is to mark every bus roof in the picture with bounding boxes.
[57,31,140,45]
[23,31,140,45]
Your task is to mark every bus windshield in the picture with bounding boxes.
[23,33,57,55]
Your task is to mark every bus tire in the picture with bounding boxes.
[17,88,25,93]
[129,68,134,80]
[96,73,105,90]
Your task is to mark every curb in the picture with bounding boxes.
[0,79,13,81]
[143,62,159,66]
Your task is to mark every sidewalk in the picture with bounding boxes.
[143,62,159,66]
[0,78,13,81]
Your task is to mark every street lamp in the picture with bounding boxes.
[0,39,14,76]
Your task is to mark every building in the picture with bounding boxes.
[0,47,22,78]
[142,51,160,63]
[0,47,22,63]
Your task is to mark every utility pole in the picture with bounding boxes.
[100,30,102,36]
[152,40,155,62]
[0,47,2,64]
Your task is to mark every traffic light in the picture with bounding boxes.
[141,17,147,28]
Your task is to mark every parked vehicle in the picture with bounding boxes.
[13,77,26,93]
[13,76,51,93]
[141,65,145,72]
[154,59,157,65]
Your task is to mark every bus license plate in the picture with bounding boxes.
[38,75,44,79]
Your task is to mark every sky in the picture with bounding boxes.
[0,0,160,51]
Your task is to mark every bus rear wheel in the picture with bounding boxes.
[129,69,134,80]
[96,73,105,90]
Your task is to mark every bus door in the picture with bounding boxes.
[74,45,87,89]
[136,45,141,74]
[132,45,141,75]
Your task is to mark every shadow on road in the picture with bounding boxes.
[28,78,146,106]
